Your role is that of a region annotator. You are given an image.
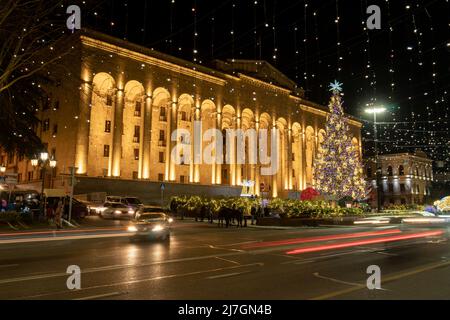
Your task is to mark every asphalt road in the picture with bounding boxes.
[0,220,449,300]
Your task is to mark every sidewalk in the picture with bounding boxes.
[0,215,130,235]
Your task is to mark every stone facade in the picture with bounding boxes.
[1,29,362,198]
[366,152,433,206]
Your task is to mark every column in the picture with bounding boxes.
[190,106,201,183]
[75,80,92,174]
[301,131,306,190]
[271,124,278,198]
[278,127,285,192]
[234,116,241,186]
[111,88,124,177]
[166,101,177,181]
[287,128,293,190]
[215,112,222,184]
[141,94,152,179]
[254,120,260,196]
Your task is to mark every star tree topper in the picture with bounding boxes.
[329,80,343,93]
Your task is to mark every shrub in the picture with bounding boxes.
[0,211,23,223]
[168,195,364,218]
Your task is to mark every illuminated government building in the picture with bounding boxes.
[2,30,362,200]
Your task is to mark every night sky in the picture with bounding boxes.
[75,0,449,165]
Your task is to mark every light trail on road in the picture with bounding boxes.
[286,230,445,255]
[242,229,402,249]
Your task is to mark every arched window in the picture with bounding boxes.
[387,166,393,176]
[398,165,404,176]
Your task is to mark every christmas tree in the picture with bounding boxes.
[313,81,366,200]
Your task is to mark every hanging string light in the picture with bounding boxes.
[231,1,235,62]
[303,0,309,92]
[386,0,396,100]
[192,1,198,63]
[313,8,321,91]
[335,0,341,77]
[123,2,129,40]
[210,15,215,59]
[272,0,278,62]
[168,0,175,54]
[142,0,149,43]
[293,23,299,82]
[254,0,259,60]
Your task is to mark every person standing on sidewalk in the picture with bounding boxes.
[250,205,256,225]
[55,199,63,229]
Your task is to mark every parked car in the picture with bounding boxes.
[99,202,136,219]
[1,189,40,214]
[127,211,172,241]
[105,196,144,211]
[45,197,88,220]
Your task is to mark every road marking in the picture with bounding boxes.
[310,259,450,300]
[0,251,251,285]
[281,249,370,265]
[374,251,398,256]
[208,244,245,252]
[219,241,258,247]
[313,272,361,287]
[14,263,264,299]
[0,232,130,244]
[74,291,125,300]
[0,227,126,237]
[215,256,240,265]
[206,272,248,280]
[0,264,19,268]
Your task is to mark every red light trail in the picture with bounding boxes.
[286,230,444,255]
[242,229,402,249]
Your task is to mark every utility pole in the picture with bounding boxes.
[68,166,77,222]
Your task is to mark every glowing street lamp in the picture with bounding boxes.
[49,158,57,168]
[30,152,57,215]
[364,105,386,213]
[365,106,386,114]
[40,152,49,162]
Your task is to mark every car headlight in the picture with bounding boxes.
[152,225,164,232]
[127,226,138,232]
[168,217,173,223]
[128,210,135,214]
[114,210,121,214]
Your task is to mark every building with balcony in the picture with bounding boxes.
[366,151,433,207]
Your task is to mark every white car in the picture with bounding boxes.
[99,202,136,219]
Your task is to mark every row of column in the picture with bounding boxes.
[75,83,314,197]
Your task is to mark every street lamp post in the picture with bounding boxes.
[365,106,386,212]
[31,152,57,218]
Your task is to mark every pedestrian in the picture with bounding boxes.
[55,199,63,229]
[250,205,256,225]
[47,200,55,223]
[63,196,70,221]
[1,199,7,212]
